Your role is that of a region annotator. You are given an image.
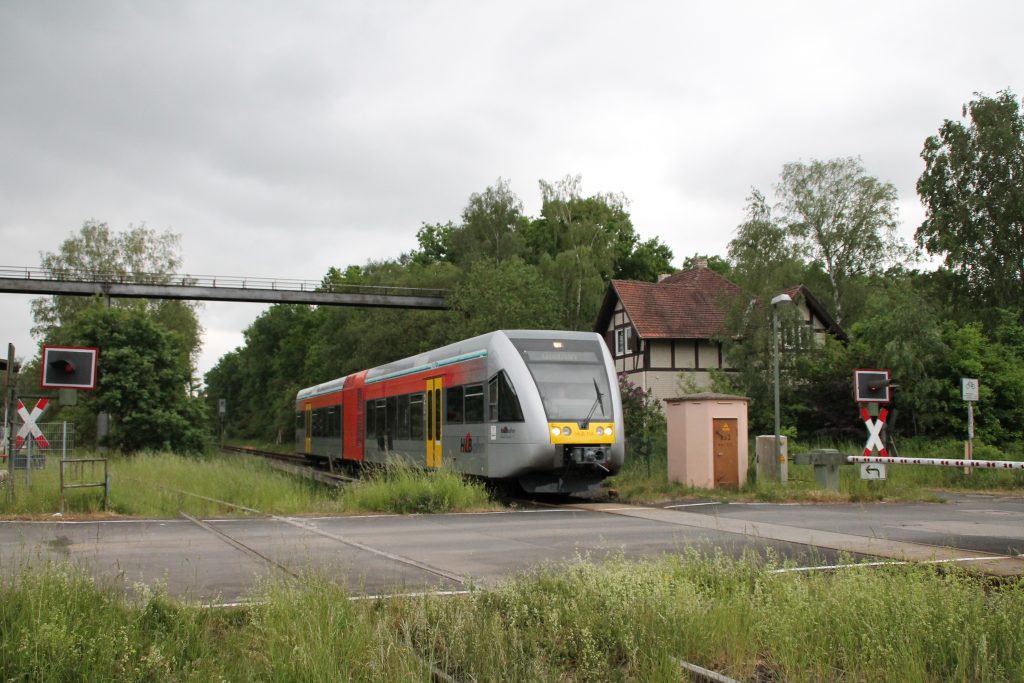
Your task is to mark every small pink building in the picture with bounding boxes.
[665,393,749,490]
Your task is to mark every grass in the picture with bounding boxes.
[0,452,498,517]
[609,437,1024,504]
[2,553,1023,681]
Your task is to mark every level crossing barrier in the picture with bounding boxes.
[789,451,1024,492]
[848,455,1024,470]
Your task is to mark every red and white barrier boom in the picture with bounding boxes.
[848,455,1024,470]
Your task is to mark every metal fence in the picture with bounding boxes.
[1,422,77,469]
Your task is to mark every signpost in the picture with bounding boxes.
[962,378,978,474]
[3,344,15,491]
[855,369,891,480]
[218,398,227,447]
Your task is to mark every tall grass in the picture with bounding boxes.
[0,453,497,517]
[345,463,494,514]
[609,437,1024,503]
[3,553,1023,682]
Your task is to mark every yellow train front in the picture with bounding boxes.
[295,330,624,494]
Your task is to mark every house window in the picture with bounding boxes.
[614,326,634,357]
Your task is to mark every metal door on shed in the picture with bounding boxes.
[713,417,739,488]
[426,377,443,468]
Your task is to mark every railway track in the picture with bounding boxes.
[220,444,357,486]
[171,474,465,682]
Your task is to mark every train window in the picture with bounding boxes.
[488,378,498,421]
[312,408,324,437]
[396,394,410,439]
[464,384,484,423]
[496,371,525,422]
[510,337,611,422]
[374,399,387,439]
[446,386,464,424]
[295,412,304,432]
[365,400,375,438]
[326,406,341,438]
[387,396,398,439]
[410,393,424,439]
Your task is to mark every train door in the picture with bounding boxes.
[426,377,443,468]
[304,403,312,454]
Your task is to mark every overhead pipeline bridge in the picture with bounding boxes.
[0,266,449,310]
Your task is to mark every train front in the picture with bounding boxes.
[504,331,625,493]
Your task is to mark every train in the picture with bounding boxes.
[294,329,624,493]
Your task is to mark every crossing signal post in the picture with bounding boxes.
[855,369,891,481]
[3,344,17,492]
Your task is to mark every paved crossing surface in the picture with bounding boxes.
[1,493,1021,603]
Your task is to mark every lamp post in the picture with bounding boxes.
[771,293,793,482]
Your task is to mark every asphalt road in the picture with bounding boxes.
[1,493,1022,604]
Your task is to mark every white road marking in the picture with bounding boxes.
[771,555,1014,574]
[664,502,720,509]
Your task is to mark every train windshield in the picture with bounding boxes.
[510,337,613,422]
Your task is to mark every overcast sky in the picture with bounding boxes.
[1,1,1020,378]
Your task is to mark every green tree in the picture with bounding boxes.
[459,178,527,263]
[773,158,906,326]
[727,189,804,294]
[412,222,459,265]
[31,221,201,366]
[617,238,674,281]
[844,271,951,438]
[70,306,207,453]
[618,373,665,446]
[678,253,733,278]
[916,89,1024,314]
[524,175,670,328]
[449,258,562,336]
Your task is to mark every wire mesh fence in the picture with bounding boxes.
[1,422,78,469]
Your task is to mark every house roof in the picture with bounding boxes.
[595,266,742,339]
[594,265,847,341]
[780,284,847,341]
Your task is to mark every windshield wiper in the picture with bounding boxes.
[581,378,605,428]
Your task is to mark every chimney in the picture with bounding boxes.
[695,258,709,269]
[657,273,671,283]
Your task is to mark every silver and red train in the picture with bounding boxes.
[295,330,624,493]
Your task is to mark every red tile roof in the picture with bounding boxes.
[606,267,743,339]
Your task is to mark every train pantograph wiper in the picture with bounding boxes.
[581,378,604,428]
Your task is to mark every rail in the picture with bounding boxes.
[0,265,448,300]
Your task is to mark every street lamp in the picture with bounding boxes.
[771,293,793,482]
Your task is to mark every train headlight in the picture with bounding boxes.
[562,426,572,436]
[605,427,613,437]
[596,426,604,436]
[551,427,561,437]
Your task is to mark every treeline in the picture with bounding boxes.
[23,90,1023,454]
[204,175,674,442]
[207,90,1024,450]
